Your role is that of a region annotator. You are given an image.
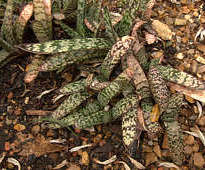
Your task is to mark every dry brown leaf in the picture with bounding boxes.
[7,158,21,170]
[25,110,51,116]
[93,155,117,165]
[184,126,205,146]
[152,20,172,40]
[168,82,205,103]
[197,44,205,54]
[197,65,205,74]
[18,135,66,157]
[158,162,180,170]
[0,152,6,164]
[69,144,93,152]
[53,160,68,169]
[196,101,203,118]
[24,55,43,83]
[137,107,148,131]
[67,163,81,170]
[115,161,131,170]
[127,155,146,169]
[150,104,160,122]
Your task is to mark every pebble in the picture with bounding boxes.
[184,135,195,145]
[193,152,205,168]
[176,52,184,60]
[184,145,193,155]
[192,142,199,152]
[152,20,172,40]
[46,129,55,137]
[175,18,187,25]
[197,116,205,126]
[31,125,40,135]
[145,152,158,166]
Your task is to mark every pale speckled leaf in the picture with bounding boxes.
[18,38,111,54]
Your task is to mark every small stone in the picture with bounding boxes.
[175,18,187,26]
[184,14,191,21]
[184,135,195,145]
[153,144,162,158]
[193,11,199,17]
[152,20,172,40]
[31,125,40,135]
[162,133,169,149]
[145,152,158,166]
[193,152,205,168]
[184,145,193,155]
[197,116,205,126]
[197,44,205,54]
[176,53,184,60]
[46,129,55,137]
[192,142,199,152]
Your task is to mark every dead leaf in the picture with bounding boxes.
[24,55,43,83]
[184,125,205,146]
[18,135,66,157]
[145,152,158,166]
[195,56,205,65]
[25,110,51,116]
[185,95,195,103]
[152,20,172,40]
[67,163,81,170]
[7,158,21,170]
[197,44,205,54]
[150,104,160,122]
[93,155,117,165]
[168,82,205,103]
[196,101,203,119]
[153,144,162,158]
[115,161,131,170]
[69,144,93,152]
[158,162,180,170]
[36,88,55,99]
[0,152,6,164]
[127,155,145,169]
[137,107,148,131]
[53,160,68,169]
